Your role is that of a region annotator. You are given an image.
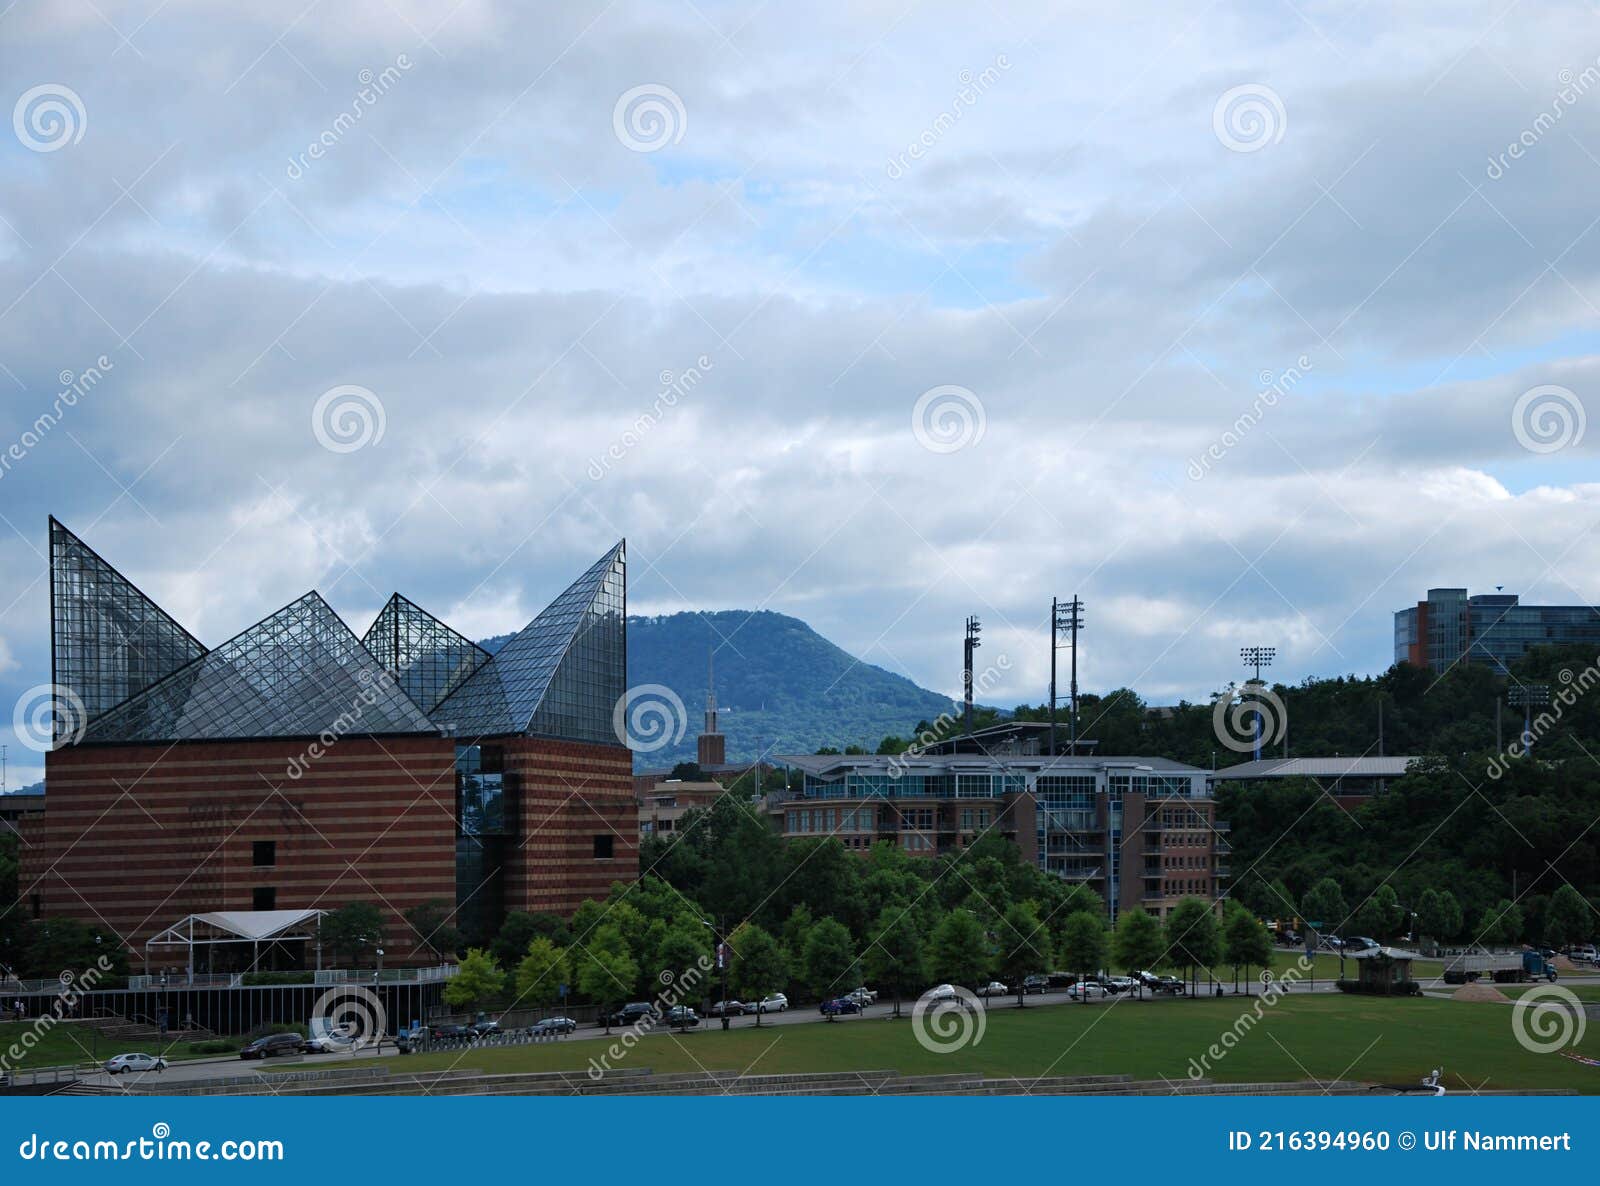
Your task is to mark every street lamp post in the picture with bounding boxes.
[702,918,731,1030]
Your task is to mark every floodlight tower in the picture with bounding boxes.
[964,615,982,734]
[1050,597,1085,755]
[1507,683,1550,754]
[1240,646,1276,762]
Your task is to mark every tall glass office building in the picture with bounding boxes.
[1395,587,1600,673]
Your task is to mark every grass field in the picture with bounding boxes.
[1499,985,1600,1002]
[0,1021,219,1070]
[362,993,1600,1094]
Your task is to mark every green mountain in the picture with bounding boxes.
[482,610,956,768]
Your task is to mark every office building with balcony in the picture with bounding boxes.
[1396,587,1600,673]
[775,751,1228,920]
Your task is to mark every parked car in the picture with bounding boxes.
[1103,976,1138,994]
[530,1017,578,1036]
[1067,981,1108,1000]
[1345,936,1380,952]
[924,983,959,1002]
[1571,945,1598,963]
[104,1052,167,1075]
[664,1006,700,1028]
[976,980,1009,997]
[819,997,861,1016]
[606,1002,659,1028]
[239,1032,304,1060]
[428,1024,472,1041]
[468,1020,501,1037]
[1046,971,1077,989]
[706,999,745,1017]
[845,986,878,1006]
[753,993,789,1013]
[300,1033,352,1054]
[1021,974,1051,995]
[1137,971,1185,995]
[1280,929,1299,945]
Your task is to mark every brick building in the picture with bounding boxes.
[18,519,636,970]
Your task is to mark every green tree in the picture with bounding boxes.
[862,908,925,1017]
[1478,899,1524,947]
[577,925,638,1033]
[1300,878,1348,945]
[801,918,857,1009]
[491,911,570,968]
[730,923,787,1028]
[513,937,569,1017]
[654,923,712,990]
[1111,907,1164,998]
[1057,911,1108,1001]
[1353,884,1404,941]
[319,903,385,966]
[997,902,1050,1007]
[404,899,462,961]
[1221,905,1274,994]
[1545,884,1591,947]
[1165,897,1221,995]
[1417,888,1463,946]
[928,909,991,988]
[18,919,128,979]
[444,947,504,1014]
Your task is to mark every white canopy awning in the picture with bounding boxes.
[148,908,326,948]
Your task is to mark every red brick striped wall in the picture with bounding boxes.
[21,737,457,968]
[500,738,638,917]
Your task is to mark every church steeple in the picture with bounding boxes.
[697,646,726,767]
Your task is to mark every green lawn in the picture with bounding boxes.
[0,1021,223,1070]
[359,994,1600,1094]
[1499,985,1600,1002]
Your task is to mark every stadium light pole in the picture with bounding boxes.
[1240,646,1276,762]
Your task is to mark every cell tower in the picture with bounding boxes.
[1050,596,1085,755]
[963,615,981,733]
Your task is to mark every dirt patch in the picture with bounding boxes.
[1552,955,1582,974]
[1452,983,1510,1003]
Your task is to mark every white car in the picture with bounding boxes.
[924,983,958,1001]
[846,986,878,1006]
[104,1052,167,1075]
[976,980,1010,997]
[1067,981,1108,1000]
[754,993,788,1013]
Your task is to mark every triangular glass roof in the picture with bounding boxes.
[49,517,208,734]
[433,542,625,742]
[362,593,492,715]
[83,592,438,744]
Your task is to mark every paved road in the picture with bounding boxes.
[69,970,1600,1089]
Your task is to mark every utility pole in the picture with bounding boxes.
[1063,598,1084,753]
[1050,598,1058,756]
[963,616,981,734]
[1240,646,1276,763]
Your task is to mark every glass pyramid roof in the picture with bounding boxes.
[50,517,208,735]
[432,542,626,742]
[362,593,492,715]
[83,592,438,744]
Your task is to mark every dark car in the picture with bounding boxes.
[706,999,745,1016]
[531,1017,578,1036]
[664,1006,700,1028]
[819,997,862,1016]
[239,1032,304,1060]
[1137,971,1185,995]
[606,1002,659,1028]
[429,1024,472,1041]
[1021,974,1050,995]
[467,1020,501,1037]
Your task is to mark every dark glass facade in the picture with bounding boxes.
[1396,587,1600,673]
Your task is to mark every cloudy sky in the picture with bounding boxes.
[3,0,1600,783]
